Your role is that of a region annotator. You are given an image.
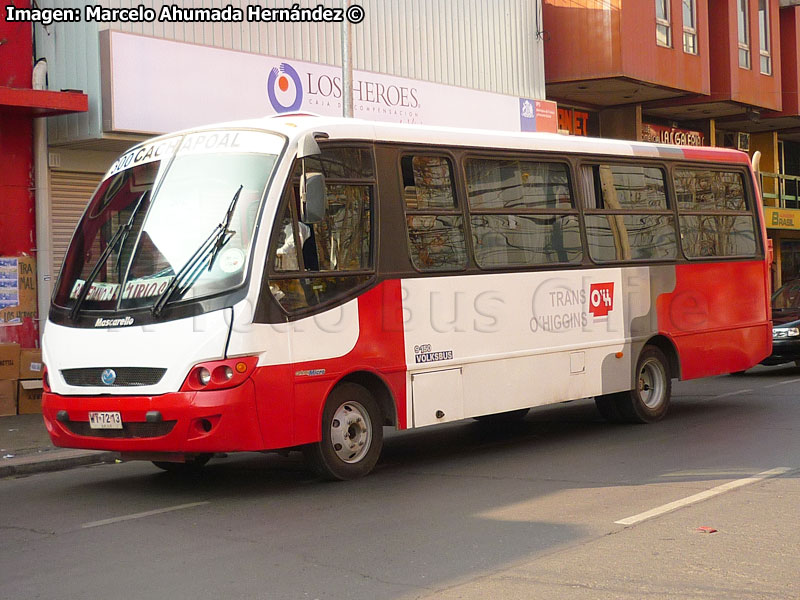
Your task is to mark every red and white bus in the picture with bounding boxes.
[42,115,772,479]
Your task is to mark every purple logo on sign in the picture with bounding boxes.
[519,98,536,132]
[267,63,303,113]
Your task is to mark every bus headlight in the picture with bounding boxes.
[182,357,259,392]
[215,366,234,381]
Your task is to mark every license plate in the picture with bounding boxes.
[88,411,123,429]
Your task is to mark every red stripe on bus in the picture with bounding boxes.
[42,380,265,453]
[43,281,409,454]
[657,261,771,379]
[680,147,751,164]
[253,279,408,449]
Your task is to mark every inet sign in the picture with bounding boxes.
[589,282,614,318]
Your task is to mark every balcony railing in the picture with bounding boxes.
[760,171,800,209]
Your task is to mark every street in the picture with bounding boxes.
[1,365,799,600]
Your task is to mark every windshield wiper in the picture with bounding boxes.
[70,191,149,321]
[151,185,243,317]
[114,191,149,275]
[208,184,243,271]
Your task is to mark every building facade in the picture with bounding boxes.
[0,0,86,347]
[9,0,800,351]
[28,0,553,333]
[543,0,800,290]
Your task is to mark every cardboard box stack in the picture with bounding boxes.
[0,344,43,416]
[18,349,44,414]
[0,343,20,416]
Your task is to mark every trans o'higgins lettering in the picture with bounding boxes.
[94,316,135,328]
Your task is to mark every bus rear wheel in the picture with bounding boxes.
[303,383,383,480]
[595,346,671,424]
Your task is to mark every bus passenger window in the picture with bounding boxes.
[582,164,677,262]
[402,155,467,271]
[465,158,581,268]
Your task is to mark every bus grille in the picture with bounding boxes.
[64,420,176,439]
[61,367,167,387]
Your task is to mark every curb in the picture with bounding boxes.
[0,450,118,478]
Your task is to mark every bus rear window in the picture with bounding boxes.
[675,169,757,258]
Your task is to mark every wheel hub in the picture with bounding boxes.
[638,358,666,409]
[330,401,372,463]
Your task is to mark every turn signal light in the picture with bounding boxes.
[181,356,258,392]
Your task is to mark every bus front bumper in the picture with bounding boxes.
[42,380,264,454]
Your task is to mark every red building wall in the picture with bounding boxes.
[620,0,710,95]
[543,0,710,95]
[544,0,781,113]
[778,6,800,116]
[543,1,623,81]
[0,0,39,346]
[708,0,782,110]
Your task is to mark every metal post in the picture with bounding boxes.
[341,0,354,118]
[32,59,52,343]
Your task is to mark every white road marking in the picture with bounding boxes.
[615,468,792,526]
[765,377,800,389]
[82,501,210,529]
[711,389,752,399]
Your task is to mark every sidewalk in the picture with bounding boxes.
[0,414,116,478]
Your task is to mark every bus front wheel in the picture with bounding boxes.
[152,453,211,474]
[303,383,383,480]
[595,346,671,424]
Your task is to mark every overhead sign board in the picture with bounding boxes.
[765,207,800,230]
[642,123,705,146]
[557,107,591,136]
[101,31,557,135]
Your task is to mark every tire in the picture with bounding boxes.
[152,453,211,474]
[303,383,383,480]
[594,395,624,423]
[598,346,672,424]
[473,408,529,424]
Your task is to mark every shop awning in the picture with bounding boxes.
[0,86,88,117]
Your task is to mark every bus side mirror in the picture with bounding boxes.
[298,133,321,159]
[301,173,326,224]
[298,132,326,223]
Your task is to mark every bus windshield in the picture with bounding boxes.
[53,130,283,314]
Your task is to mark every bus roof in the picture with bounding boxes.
[260,114,752,165]
[134,113,753,166]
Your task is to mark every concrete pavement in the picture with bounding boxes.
[0,414,115,478]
